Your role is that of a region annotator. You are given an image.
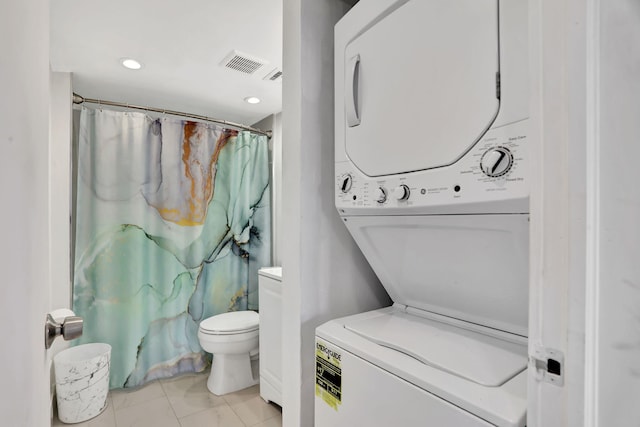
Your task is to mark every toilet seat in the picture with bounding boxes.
[199,311,259,335]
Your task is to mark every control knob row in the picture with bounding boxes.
[376,184,409,203]
[339,175,410,203]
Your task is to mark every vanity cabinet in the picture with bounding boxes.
[258,267,282,406]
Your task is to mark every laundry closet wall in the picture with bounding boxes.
[72,108,271,388]
[281,0,391,425]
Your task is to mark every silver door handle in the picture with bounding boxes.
[346,54,361,127]
[45,314,83,349]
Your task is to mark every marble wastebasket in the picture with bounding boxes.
[54,343,111,424]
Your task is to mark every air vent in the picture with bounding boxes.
[263,68,283,82]
[220,50,268,75]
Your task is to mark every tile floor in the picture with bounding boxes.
[52,372,281,427]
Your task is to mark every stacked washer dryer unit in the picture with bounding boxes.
[315,1,529,426]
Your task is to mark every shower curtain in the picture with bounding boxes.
[72,108,271,389]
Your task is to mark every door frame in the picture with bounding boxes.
[528,0,599,424]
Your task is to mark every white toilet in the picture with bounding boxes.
[197,310,260,395]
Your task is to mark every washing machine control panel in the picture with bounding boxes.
[336,120,528,214]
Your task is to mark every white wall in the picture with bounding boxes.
[281,0,390,425]
[49,72,73,310]
[0,0,51,424]
[592,1,640,424]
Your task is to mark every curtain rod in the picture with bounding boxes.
[72,93,272,138]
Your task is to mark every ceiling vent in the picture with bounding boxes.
[263,68,283,82]
[220,50,268,75]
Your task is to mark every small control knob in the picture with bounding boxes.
[392,184,410,201]
[340,174,353,193]
[481,147,513,177]
[375,187,388,204]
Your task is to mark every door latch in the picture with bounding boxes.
[530,346,564,386]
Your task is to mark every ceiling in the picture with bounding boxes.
[50,0,283,126]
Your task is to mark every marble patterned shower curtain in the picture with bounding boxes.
[72,108,271,389]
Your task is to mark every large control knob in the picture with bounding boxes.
[481,147,513,177]
[375,187,388,204]
[392,184,410,201]
[340,174,353,193]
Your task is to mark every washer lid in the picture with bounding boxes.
[199,311,259,333]
[344,310,527,387]
[343,0,499,177]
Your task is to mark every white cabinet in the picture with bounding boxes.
[258,267,282,406]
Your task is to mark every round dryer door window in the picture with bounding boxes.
[343,0,500,177]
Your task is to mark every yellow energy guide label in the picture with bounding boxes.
[315,339,342,410]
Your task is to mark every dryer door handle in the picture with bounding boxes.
[346,54,361,127]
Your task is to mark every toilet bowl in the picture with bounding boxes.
[197,311,260,395]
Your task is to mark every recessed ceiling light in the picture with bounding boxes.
[244,96,261,104]
[121,58,142,70]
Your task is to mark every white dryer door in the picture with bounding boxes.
[343,0,499,177]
